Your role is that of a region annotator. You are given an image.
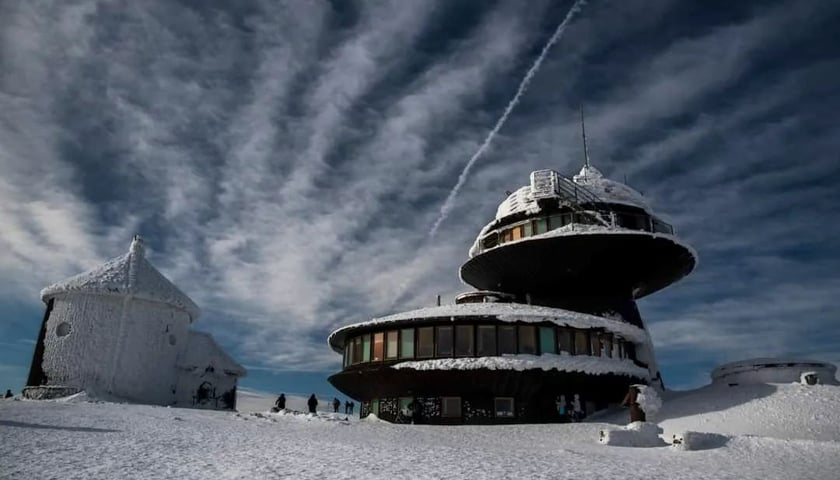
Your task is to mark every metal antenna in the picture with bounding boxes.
[580,105,591,168]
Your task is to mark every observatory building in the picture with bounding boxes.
[23,236,246,410]
[328,158,696,424]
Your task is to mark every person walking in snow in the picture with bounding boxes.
[344,400,351,414]
[332,397,340,413]
[621,385,646,422]
[4,389,12,399]
[307,394,318,414]
[571,394,583,422]
[275,393,286,411]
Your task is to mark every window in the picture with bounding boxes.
[362,334,371,362]
[56,322,71,337]
[417,327,434,358]
[455,325,474,357]
[498,325,516,354]
[483,233,498,249]
[523,222,533,237]
[557,328,574,354]
[548,214,565,230]
[575,331,590,355]
[501,229,513,243]
[591,334,601,357]
[534,217,548,234]
[352,336,363,364]
[344,342,350,367]
[518,325,536,354]
[399,397,414,418]
[436,326,453,357]
[494,397,514,418]
[373,333,384,361]
[539,327,555,354]
[477,325,497,356]
[511,225,523,240]
[441,397,461,418]
[386,331,399,359]
[617,340,625,359]
[601,333,612,358]
[400,329,414,358]
[371,399,380,416]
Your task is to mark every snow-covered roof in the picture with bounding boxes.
[328,302,649,352]
[391,354,651,379]
[493,164,651,223]
[571,164,650,212]
[177,330,246,377]
[711,357,837,380]
[40,236,201,322]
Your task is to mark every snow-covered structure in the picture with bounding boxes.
[711,358,838,386]
[23,236,245,410]
[328,154,696,423]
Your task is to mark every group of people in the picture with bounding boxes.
[555,394,584,422]
[272,393,355,415]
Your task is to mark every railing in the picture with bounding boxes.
[476,210,675,254]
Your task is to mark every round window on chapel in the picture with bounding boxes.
[56,322,71,337]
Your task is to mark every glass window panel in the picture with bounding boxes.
[557,329,574,354]
[477,325,497,356]
[518,325,536,354]
[494,397,514,418]
[539,327,555,355]
[371,399,379,416]
[602,333,612,358]
[436,326,453,357]
[353,336,362,364]
[591,334,601,357]
[344,341,350,367]
[523,222,533,237]
[417,327,434,358]
[498,325,516,355]
[512,226,523,240]
[373,332,384,361]
[483,233,498,249]
[400,329,414,358]
[548,214,565,230]
[362,334,371,362]
[617,340,625,359]
[455,325,474,357]
[535,217,548,234]
[386,331,398,359]
[441,397,461,418]
[575,331,590,355]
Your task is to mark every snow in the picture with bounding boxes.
[329,302,651,352]
[572,164,651,212]
[3,382,840,479]
[634,384,663,419]
[599,422,666,447]
[40,236,200,321]
[493,165,651,224]
[391,354,651,379]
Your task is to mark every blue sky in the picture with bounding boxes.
[1,0,839,400]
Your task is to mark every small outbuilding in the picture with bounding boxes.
[23,236,245,410]
[711,358,838,386]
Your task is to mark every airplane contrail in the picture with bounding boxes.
[427,0,588,239]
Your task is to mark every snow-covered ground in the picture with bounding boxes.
[2,383,839,479]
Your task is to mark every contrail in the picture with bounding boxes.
[427,0,588,239]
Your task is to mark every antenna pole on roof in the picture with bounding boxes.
[580,105,591,169]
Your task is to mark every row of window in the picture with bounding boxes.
[342,323,634,368]
[369,397,513,419]
[478,210,674,252]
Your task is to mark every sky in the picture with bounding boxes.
[1,0,839,400]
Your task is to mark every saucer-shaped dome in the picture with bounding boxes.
[40,236,201,321]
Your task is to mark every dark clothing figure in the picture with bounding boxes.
[275,394,286,410]
[332,398,340,413]
[409,399,423,424]
[4,389,12,399]
[621,386,646,422]
[307,394,318,414]
[344,401,351,414]
[348,401,355,415]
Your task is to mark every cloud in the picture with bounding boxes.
[1,0,838,382]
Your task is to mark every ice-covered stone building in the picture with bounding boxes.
[23,236,245,410]
[328,158,696,424]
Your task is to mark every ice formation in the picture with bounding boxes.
[24,236,246,410]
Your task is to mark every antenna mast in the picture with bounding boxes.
[580,105,591,168]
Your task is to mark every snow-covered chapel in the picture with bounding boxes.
[23,236,246,410]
